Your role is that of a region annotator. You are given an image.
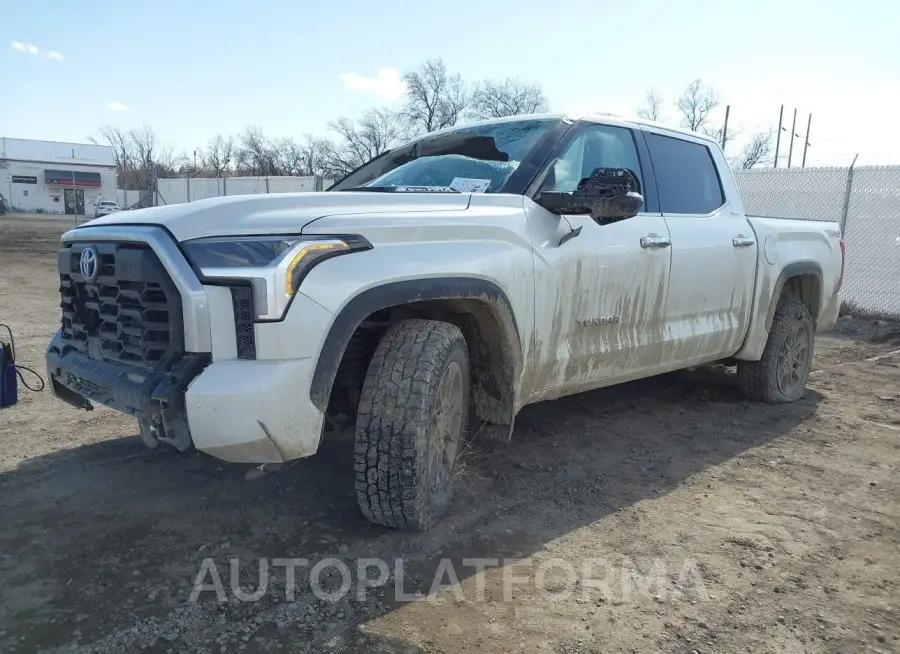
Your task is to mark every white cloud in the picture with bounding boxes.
[339,67,406,101]
[12,41,41,55]
[12,42,64,60]
[105,101,129,111]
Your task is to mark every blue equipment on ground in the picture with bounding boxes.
[0,324,45,408]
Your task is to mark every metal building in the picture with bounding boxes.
[0,137,117,215]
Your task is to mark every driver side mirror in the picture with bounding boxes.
[537,167,643,225]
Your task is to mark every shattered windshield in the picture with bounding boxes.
[367,155,519,192]
[331,118,558,193]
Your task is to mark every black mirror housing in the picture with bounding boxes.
[537,167,644,225]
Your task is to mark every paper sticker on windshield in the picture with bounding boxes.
[394,186,457,193]
[450,177,491,193]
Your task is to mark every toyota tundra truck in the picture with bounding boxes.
[46,113,845,530]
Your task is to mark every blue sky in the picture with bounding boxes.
[3,0,899,166]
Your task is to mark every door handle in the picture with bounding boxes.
[732,236,756,247]
[640,236,671,248]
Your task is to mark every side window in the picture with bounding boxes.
[546,124,644,197]
[645,133,724,214]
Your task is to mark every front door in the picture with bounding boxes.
[64,188,85,215]
[641,129,757,363]
[525,122,672,398]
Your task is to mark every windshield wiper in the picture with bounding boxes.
[338,185,461,193]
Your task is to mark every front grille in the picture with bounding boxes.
[58,242,184,371]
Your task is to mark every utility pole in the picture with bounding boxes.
[188,149,197,203]
[721,105,731,150]
[801,114,812,168]
[774,105,784,168]
[152,158,159,207]
[787,108,798,168]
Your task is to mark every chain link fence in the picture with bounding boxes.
[734,166,900,319]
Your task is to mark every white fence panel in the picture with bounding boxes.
[116,189,145,208]
[267,176,316,194]
[157,179,187,205]
[190,178,223,202]
[225,177,267,195]
[155,176,320,205]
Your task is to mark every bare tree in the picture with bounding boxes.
[271,137,305,176]
[675,79,719,132]
[325,108,407,178]
[738,130,774,169]
[296,135,334,177]
[90,126,130,174]
[402,58,469,134]
[704,123,740,151]
[91,125,162,189]
[236,126,283,176]
[200,134,234,177]
[128,125,157,176]
[152,139,187,178]
[637,88,664,121]
[469,78,548,119]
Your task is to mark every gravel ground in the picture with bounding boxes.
[1,216,898,653]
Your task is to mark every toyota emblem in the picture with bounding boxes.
[80,247,99,281]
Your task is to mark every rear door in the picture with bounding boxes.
[641,128,757,363]
[525,120,673,397]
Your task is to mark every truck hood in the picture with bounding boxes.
[78,191,472,242]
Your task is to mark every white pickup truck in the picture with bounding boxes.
[46,113,844,530]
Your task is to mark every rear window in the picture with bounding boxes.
[645,133,724,214]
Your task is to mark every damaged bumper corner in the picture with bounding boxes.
[184,357,325,464]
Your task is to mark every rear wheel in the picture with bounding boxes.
[354,319,470,530]
[737,297,814,403]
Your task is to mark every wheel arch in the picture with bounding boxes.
[735,260,824,362]
[310,277,524,427]
[764,261,824,332]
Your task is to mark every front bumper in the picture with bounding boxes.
[47,224,332,464]
[47,336,324,463]
[47,332,209,449]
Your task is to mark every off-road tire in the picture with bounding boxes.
[354,319,471,530]
[737,297,815,403]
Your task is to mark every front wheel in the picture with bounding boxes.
[354,319,470,530]
[737,297,815,403]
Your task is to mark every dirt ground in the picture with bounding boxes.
[1,216,899,654]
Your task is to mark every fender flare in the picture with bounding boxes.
[309,277,523,412]
[764,260,824,330]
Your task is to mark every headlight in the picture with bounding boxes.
[182,235,370,321]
